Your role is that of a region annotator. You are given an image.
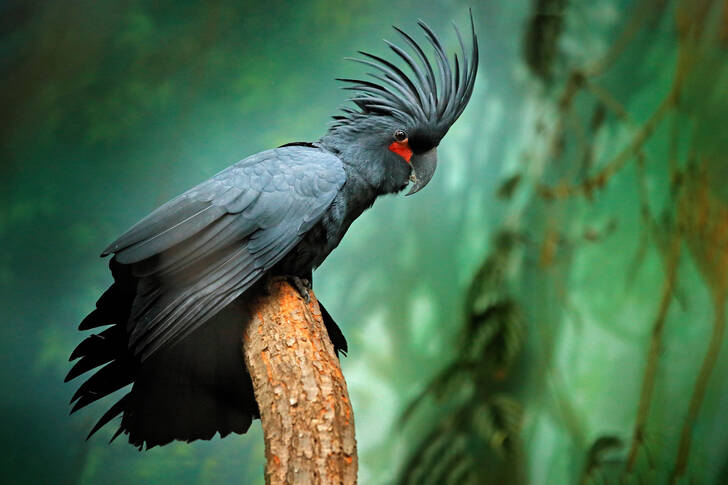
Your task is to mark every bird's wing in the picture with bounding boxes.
[103,145,346,360]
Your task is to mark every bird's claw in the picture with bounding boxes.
[270,275,311,303]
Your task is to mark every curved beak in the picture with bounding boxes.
[405,147,438,196]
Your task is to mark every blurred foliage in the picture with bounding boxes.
[397,230,527,485]
[523,0,569,82]
[397,0,728,483]
[1,1,727,484]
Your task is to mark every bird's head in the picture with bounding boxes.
[322,13,479,196]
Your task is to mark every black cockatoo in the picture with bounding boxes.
[67,15,478,449]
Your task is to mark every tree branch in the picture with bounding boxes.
[538,89,676,201]
[242,281,357,484]
[624,232,682,474]
[670,292,726,483]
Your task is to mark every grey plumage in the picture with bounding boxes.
[67,15,478,449]
[104,146,345,361]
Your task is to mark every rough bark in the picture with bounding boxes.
[242,281,357,485]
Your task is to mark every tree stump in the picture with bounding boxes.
[242,281,357,484]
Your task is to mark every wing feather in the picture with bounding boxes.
[101,197,210,256]
[101,146,345,361]
[114,205,228,265]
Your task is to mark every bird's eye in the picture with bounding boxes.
[393,130,407,142]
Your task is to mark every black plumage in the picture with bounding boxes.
[67,15,478,449]
[335,16,478,134]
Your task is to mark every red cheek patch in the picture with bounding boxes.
[388,141,413,163]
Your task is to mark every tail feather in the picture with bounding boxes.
[79,261,135,331]
[120,302,258,448]
[86,393,129,440]
[67,285,260,449]
[67,263,349,449]
[68,261,136,417]
[70,360,134,413]
[66,325,125,382]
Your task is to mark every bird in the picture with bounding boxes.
[66,13,479,449]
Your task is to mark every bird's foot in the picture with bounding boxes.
[269,275,312,303]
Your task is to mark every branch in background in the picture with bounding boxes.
[584,80,633,125]
[538,89,676,201]
[624,232,682,474]
[625,152,651,287]
[534,0,675,201]
[670,163,728,481]
[242,282,357,484]
[670,293,726,482]
[668,112,681,188]
[547,71,584,162]
[583,0,669,78]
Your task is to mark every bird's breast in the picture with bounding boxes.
[276,185,371,277]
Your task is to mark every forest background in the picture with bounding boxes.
[1,0,727,483]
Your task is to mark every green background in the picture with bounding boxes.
[2,0,727,483]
